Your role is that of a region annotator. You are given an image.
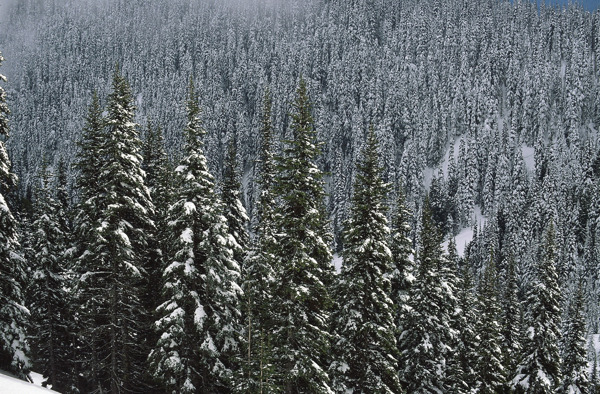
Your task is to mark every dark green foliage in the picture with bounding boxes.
[330,126,402,393]
[559,281,589,393]
[390,187,415,337]
[399,199,456,393]
[501,255,523,390]
[74,91,104,205]
[28,163,74,392]
[221,138,249,270]
[141,121,172,391]
[74,66,155,392]
[475,253,506,392]
[0,51,29,377]
[450,263,479,393]
[240,88,278,393]
[149,81,242,393]
[270,78,334,393]
[512,224,562,393]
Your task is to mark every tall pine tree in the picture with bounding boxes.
[149,80,242,393]
[475,252,506,393]
[270,78,334,393]
[75,66,154,392]
[330,126,402,393]
[559,280,589,393]
[450,263,479,393]
[221,138,249,273]
[28,162,72,391]
[0,51,29,378]
[390,187,415,338]
[501,255,523,390]
[72,90,105,391]
[399,199,456,393]
[512,223,562,393]
[141,121,172,391]
[240,88,278,392]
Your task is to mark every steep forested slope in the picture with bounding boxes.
[0,0,600,390]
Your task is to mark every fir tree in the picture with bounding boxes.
[141,121,172,391]
[75,66,155,392]
[390,187,415,337]
[149,80,242,393]
[450,263,479,393]
[28,162,72,391]
[221,138,249,271]
[399,199,456,393]
[330,126,402,393]
[74,91,104,205]
[0,51,30,377]
[501,255,523,384]
[559,280,589,393]
[72,90,105,391]
[142,122,172,227]
[475,252,506,393]
[240,88,278,393]
[55,157,71,233]
[512,223,562,393]
[590,351,599,394]
[271,78,334,393]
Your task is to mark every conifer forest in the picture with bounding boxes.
[1,0,600,392]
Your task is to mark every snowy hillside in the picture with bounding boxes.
[0,372,55,393]
[0,0,599,392]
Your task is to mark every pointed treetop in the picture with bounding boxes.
[185,78,204,151]
[290,77,314,139]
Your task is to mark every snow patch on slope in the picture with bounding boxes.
[0,371,57,393]
[332,254,343,274]
[423,167,435,190]
[426,136,463,190]
[443,205,487,257]
[521,145,535,173]
[443,227,474,257]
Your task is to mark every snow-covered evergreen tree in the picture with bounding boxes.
[142,121,172,242]
[221,138,249,271]
[450,262,479,393]
[475,253,506,392]
[399,199,456,392]
[74,91,104,205]
[512,223,563,393]
[559,280,589,393]
[72,90,105,391]
[0,51,30,378]
[270,78,334,393]
[330,126,402,393]
[28,162,72,391]
[140,121,171,390]
[149,80,242,393]
[501,255,524,389]
[240,88,278,393]
[390,187,415,338]
[74,66,155,392]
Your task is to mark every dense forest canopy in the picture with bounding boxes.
[0,0,600,391]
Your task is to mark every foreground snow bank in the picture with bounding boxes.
[0,371,56,393]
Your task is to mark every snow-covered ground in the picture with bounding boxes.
[333,254,343,273]
[0,371,55,393]
[521,145,535,173]
[441,205,487,257]
[444,227,474,257]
